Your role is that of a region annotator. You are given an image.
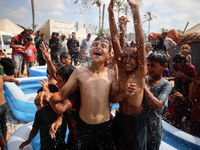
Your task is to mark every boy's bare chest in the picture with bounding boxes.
[118,73,144,90]
[79,73,112,90]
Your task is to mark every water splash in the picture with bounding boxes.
[77,0,99,34]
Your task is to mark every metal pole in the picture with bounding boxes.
[31,0,35,31]
[102,4,105,31]
[183,21,189,34]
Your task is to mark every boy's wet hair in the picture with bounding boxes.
[147,50,169,66]
[173,54,188,65]
[60,52,71,62]
[56,65,76,82]
[37,84,58,93]
[93,36,111,53]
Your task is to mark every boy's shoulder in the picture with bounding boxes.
[146,76,172,88]
[162,77,172,85]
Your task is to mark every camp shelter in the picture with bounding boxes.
[0,18,24,36]
[35,20,76,41]
[185,23,200,33]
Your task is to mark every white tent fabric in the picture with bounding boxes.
[0,18,24,36]
[185,23,200,33]
[35,20,76,41]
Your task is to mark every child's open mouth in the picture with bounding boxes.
[94,51,102,56]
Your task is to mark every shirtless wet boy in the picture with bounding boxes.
[36,36,136,149]
[108,0,147,149]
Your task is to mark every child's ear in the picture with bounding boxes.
[107,53,111,60]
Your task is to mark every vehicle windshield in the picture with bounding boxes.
[2,35,12,45]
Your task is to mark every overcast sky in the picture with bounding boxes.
[0,0,200,35]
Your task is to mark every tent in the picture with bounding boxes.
[35,19,76,41]
[76,28,97,44]
[185,23,200,33]
[0,18,24,36]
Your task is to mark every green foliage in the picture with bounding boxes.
[160,28,169,32]
[177,29,184,34]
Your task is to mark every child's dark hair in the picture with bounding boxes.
[147,50,169,65]
[37,84,58,93]
[60,52,71,62]
[56,65,76,82]
[93,36,111,52]
[173,54,188,66]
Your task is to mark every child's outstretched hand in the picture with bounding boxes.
[127,0,142,8]
[34,91,52,109]
[126,83,136,96]
[39,79,49,92]
[118,16,130,31]
[19,140,30,150]
[49,121,62,139]
[40,42,49,61]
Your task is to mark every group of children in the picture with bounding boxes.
[13,0,174,150]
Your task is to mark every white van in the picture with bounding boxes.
[0,31,13,58]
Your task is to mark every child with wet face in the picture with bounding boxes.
[109,0,147,149]
[144,51,173,150]
[35,35,136,149]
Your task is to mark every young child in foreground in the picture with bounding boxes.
[143,51,173,150]
[109,0,147,149]
[19,84,67,150]
[0,76,20,150]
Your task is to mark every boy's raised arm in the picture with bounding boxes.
[40,43,57,80]
[128,0,146,73]
[108,0,122,65]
